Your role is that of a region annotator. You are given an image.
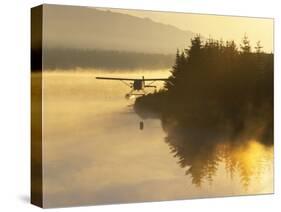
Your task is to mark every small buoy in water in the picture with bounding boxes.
[125,94,130,100]
[139,121,144,130]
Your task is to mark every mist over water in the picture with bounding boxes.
[38,70,273,207]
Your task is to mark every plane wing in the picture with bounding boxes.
[96,77,168,81]
[96,77,138,81]
[142,78,168,81]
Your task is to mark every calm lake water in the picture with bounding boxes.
[38,70,273,207]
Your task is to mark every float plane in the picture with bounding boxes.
[96,76,168,99]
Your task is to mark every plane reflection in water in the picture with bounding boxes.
[161,118,273,190]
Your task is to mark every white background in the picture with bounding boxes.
[0,0,280,211]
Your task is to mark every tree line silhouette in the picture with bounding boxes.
[135,35,273,145]
[134,35,273,187]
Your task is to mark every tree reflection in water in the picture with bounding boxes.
[162,117,273,189]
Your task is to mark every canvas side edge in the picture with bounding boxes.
[31,4,43,208]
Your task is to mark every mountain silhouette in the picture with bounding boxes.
[43,4,195,54]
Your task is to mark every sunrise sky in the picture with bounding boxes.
[108,8,274,53]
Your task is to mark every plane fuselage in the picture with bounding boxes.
[133,80,144,90]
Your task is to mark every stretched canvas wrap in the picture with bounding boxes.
[31,4,274,208]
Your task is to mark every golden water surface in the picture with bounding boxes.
[37,70,273,207]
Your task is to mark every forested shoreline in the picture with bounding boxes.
[134,35,273,146]
[31,48,175,71]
